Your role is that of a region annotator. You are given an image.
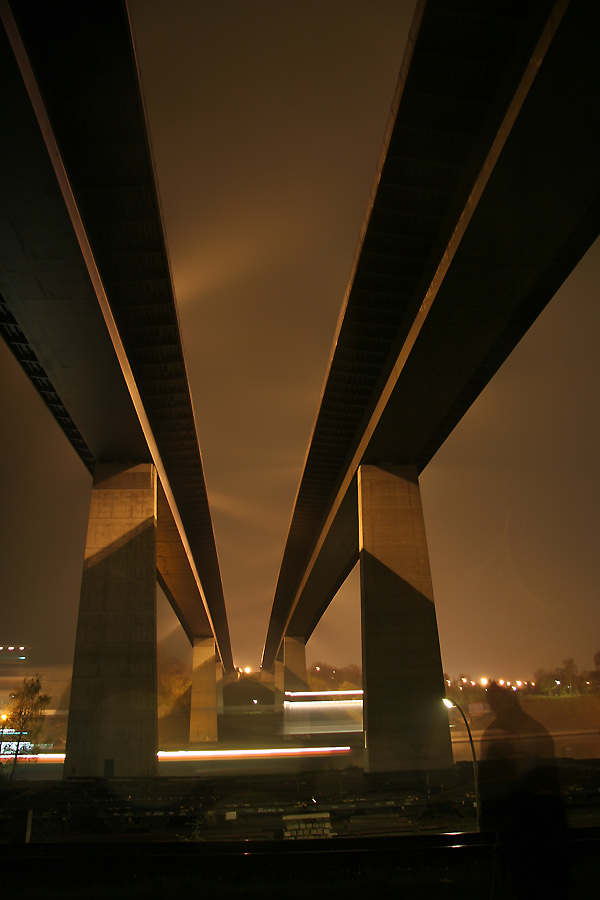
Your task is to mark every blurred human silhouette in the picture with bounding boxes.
[479,682,568,898]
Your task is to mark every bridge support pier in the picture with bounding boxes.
[358,464,452,773]
[65,463,158,778]
[275,636,308,705]
[282,636,309,693]
[189,637,218,742]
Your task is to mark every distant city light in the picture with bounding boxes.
[480,678,488,686]
[243,667,251,674]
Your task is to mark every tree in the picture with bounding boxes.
[6,674,50,779]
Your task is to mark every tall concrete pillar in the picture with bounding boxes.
[282,636,308,693]
[65,463,158,778]
[189,637,218,743]
[274,643,285,706]
[358,464,452,773]
[274,637,308,706]
[216,661,225,714]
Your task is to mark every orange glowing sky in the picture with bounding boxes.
[1,1,599,683]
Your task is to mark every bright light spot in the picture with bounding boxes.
[243,667,251,674]
[442,698,454,709]
[252,699,257,705]
[470,682,476,686]
[315,666,320,672]
[512,686,517,692]
[499,680,505,686]
[555,680,561,685]
[480,678,488,686]
[19,647,24,651]
[446,680,451,686]
[461,678,467,683]
[8,647,14,651]
[516,681,522,687]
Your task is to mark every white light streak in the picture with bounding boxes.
[157,746,351,760]
[284,690,363,698]
[284,700,362,710]
[16,747,353,764]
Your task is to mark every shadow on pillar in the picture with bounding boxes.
[64,525,158,778]
[358,464,452,774]
[361,551,452,772]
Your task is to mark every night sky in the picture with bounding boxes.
[1,1,599,683]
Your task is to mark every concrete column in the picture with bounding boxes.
[65,463,158,778]
[358,464,452,773]
[189,637,218,743]
[216,661,225,715]
[274,643,285,706]
[282,636,308,693]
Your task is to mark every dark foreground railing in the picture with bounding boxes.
[1,828,598,899]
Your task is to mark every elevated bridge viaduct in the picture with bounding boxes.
[262,0,600,772]
[0,0,234,776]
[2,0,600,777]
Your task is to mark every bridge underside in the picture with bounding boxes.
[265,1,600,771]
[0,2,232,772]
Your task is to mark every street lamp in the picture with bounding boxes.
[443,697,481,831]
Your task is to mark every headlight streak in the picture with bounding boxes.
[285,690,363,698]
[15,746,353,764]
[157,746,351,760]
[284,699,362,710]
